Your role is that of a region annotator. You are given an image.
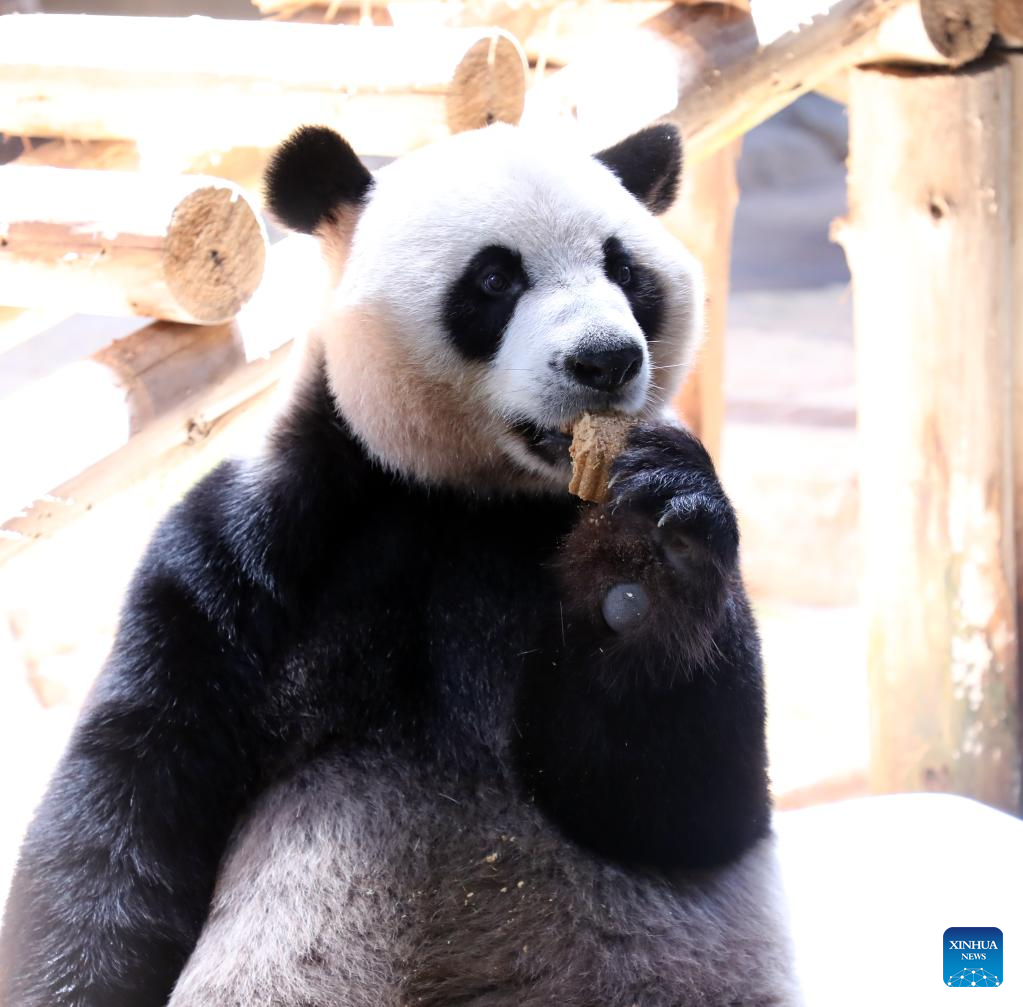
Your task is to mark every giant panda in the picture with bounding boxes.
[0,122,800,1007]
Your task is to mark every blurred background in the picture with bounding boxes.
[1,0,1019,912]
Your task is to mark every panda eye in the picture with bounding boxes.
[480,270,511,296]
[614,262,633,287]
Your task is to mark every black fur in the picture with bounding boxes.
[595,123,683,215]
[517,425,769,868]
[0,354,768,1006]
[603,235,666,340]
[264,125,373,233]
[441,244,531,360]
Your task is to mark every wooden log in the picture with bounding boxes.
[0,166,267,323]
[868,0,994,65]
[996,0,1023,45]
[837,58,1020,812]
[529,0,993,159]
[14,139,273,205]
[0,234,328,557]
[0,140,275,359]
[918,0,996,61]
[669,138,742,463]
[750,0,993,64]
[0,15,527,153]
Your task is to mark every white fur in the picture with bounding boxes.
[315,124,703,492]
[171,753,801,1007]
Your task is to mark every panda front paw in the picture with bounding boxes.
[559,424,738,645]
[609,423,738,574]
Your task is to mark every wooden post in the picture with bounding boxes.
[838,58,1021,812]
[0,15,527,152]
[668,138,742,462]
[0,166,267,323]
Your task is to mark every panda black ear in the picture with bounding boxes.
[594,123,682,216]
[264,126,373,234]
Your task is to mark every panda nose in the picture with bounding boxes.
[566,344,643,392]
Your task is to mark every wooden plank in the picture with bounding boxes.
[0,15,527,153]
[668,138,742,463]
[838,57,1020,812]
[0,166,267,322]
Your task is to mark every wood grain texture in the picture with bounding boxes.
[0,166,267,323]
[0,14,526,153]
[0,140,274,355]
[919,0,996,61]
[839,57,1021,812]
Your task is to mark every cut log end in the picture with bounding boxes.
[446,31,527,134]
[996,0,1023,46]
[164,185,267,324]
[920,0,996,65]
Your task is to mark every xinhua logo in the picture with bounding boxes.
[944,927,1003,987]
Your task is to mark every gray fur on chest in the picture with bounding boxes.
[169,752,801,1007]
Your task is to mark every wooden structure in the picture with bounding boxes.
[0,15,528,153]
[839,58,1021,810]
[0,167,267,323]
[0,1,1021,814]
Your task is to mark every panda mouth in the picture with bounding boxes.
[510,419,572,467]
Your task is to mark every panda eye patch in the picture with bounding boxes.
[443,245,530,361]
[602,236,665,341]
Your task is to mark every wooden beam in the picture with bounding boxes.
[0,15,527,153]
[0,234,328,558]
[0,166,267,323]
[669,138,742,463]
[838,57,1020,812]
[529,0,994,160]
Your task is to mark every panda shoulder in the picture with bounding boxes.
[135,457,282,625]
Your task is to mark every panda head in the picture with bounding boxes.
[265,123,703,494]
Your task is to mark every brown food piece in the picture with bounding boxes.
[568,411,636,503]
